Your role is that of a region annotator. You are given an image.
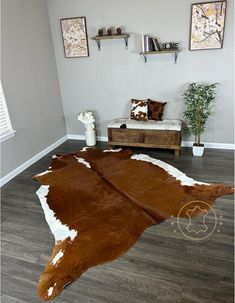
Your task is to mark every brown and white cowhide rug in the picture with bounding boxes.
[33,148,234,300]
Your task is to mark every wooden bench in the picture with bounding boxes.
[107,119,182,156]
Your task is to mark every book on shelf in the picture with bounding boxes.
[141,35,145,52]
[142,35,152,52]
[152,38,161,51]
[141,35,161,52]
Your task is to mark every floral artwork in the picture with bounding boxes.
[189,1,227,50]
[60,17,89,58]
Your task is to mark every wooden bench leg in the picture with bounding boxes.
[175,149,180,157]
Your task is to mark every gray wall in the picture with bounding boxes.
[1,0,66,177]
[47,0,234,143]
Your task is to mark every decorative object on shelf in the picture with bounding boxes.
[116,27,122,35]
[107,28,113,35]
[182,83,218,156]
[189,1,227,50]
[77,111,96,146]
[60,17,89,58]
[92,33,130,51]
[162,43,171,49]
[98,28,103,36]
[172,43,179,49]
[162,42,179,50]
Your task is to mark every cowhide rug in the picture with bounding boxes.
[33,148,234,300]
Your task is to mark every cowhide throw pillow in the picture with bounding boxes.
[130,99,148,121]
[148,99,167,121]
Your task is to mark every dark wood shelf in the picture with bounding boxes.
[140,49,180,63]
[92,34,130,51]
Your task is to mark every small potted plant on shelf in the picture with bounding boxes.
[182,82,218,156]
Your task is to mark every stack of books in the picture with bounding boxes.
[142,35,161,52]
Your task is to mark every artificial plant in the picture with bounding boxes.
[182,83,218,146]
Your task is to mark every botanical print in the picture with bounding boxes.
[61,17,89,58]
[190,1,227,50]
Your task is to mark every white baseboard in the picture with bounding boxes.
[98,136,108,142]
[67,134,85,140]
[67,134,108,142]
[181,141,235,150]
[68,134,234,150]
[0,135,67,187]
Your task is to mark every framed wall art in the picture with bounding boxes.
[60,17,89,58]
[189,1,227,50]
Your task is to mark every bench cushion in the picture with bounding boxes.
[108,118,182,131]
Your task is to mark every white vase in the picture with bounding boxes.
[85,128,96,146]
[192,146,204,156]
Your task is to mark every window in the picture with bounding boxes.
[0,81,15,142]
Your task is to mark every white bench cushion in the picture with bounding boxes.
[108,119,182,131]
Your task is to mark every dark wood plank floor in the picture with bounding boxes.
[1,140,234,303]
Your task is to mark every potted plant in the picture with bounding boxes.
[182,83,218,156]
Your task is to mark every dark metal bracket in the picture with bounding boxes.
[142,53,147,63]
[172,52,178,64]
[123,37,128,49]
[94,39,101,51]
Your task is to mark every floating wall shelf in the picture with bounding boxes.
[92,34,130,51]
[140,50,180,64]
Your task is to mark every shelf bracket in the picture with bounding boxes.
[123,37,129,49]
[142,53,147,63]
[94,39,101,51]
[173,52,178,64]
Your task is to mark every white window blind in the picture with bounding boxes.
[0,81,14,141]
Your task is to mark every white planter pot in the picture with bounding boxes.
[85,129,96,146]
[192,146,204,156]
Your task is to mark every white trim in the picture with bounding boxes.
[0,135,67,187]
[67,134,85,140]
[0,130,16,143]
[67,134,234,150]
[181,141,235,150]
[98,136,108,142]
[67,134,108,142]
